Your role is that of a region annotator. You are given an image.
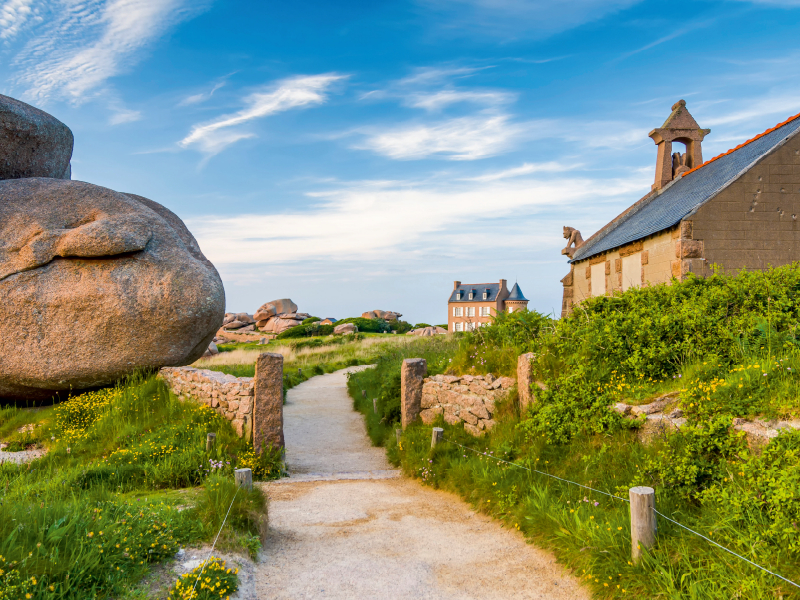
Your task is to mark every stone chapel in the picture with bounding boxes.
[560,100,800,317]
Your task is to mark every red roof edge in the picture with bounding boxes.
[681,111,800,178]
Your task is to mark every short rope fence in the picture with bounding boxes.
[428,431,800,591]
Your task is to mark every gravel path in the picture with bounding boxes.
[257,367,589,600]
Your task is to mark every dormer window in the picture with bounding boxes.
[468,291,474,300]
[456,291,462,300]
[483,289,489,299]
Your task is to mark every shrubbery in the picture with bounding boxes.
[335,317,391,333]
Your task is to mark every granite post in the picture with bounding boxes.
[254,352,284,453]
[517,352,535,412]
[401,358,427,429]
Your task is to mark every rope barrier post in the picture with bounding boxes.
[373,398,378,414]
[431,427,443,449]
[235,468,253,490]
[630,486,656,564]
[395,428,402,446]
[206,432,216,452]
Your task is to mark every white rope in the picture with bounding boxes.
[442,436,800,591]
[445,437,627,502]
[653,509,800,590]
[190,483,242,598]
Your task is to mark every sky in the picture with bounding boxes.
[2,0,800,324]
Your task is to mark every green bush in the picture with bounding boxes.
[275,322,334,339]
[301,317,321,325]
[390,320,413,334]
[413,323,432,329]
[335,317,391,333]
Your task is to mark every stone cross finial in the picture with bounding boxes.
[561,226,584,258]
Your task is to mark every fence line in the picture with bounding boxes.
[190,481,243,597]
[442,436,800,591]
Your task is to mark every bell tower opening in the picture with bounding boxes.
[649,100,710,191]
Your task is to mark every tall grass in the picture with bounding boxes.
[0,374,272,599]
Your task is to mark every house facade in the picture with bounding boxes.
[448,280,529,332]
[560,100,800,317]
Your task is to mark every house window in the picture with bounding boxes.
[468,292,474,300]
[455,322,463,332]
[467,307,475,317]
[480,307,490,317]
[622,252,642,291]
[591,262,606,296]
[453,307,463,317]
[482,291,488,299]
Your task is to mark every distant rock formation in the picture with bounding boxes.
[362,310,402,321]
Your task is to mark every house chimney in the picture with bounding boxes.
[454,280,461,289]
[649,100,710,191]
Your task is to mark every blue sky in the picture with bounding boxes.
[2,0,800,324]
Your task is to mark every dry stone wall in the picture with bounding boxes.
[421,374,514,436]
[159,367,254,441]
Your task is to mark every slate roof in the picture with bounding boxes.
[507,282,528,301]
[571,112,800,263]
[449,283,501,303]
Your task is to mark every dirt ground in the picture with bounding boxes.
[255,367,589,600]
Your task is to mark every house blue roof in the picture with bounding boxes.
[571,112,800,263]
[507,282,528,301]
[449,283,501,303]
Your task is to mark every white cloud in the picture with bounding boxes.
[461,161,582,182]
[14,0,205,103]
[419,0,644,38]
[187,173,649,265]
[108,105,141,124]
[702,95,800,127]
[355,113,526,160]
[179,73,345,155]
[405,89,515,111]
[178,81,225,106]
[0,0,38,42]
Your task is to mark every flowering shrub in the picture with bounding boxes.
[236,446,282,480]
[168,557,238,600]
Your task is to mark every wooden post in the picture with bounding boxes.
[206,432,216,452]
[395,428,402,446]
[431,427,443,448]
[373,398,378,414]
[629,486,656,563]
[235,468,253,490]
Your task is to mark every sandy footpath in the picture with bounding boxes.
[256,367,588,600]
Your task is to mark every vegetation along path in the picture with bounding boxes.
[255,367,589,599]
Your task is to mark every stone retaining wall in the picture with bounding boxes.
[159,367,255,441]
[421,374,515,436]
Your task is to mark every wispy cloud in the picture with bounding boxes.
[702,94,800,127]
[461,161,582,182]
[0,0,39,42]
[108,105,141,125]
[187,173,648,265]
[178,81,226,106]
[404,89,515,111]
[179,73,345,156]
[13,0,206,103]
[419,0,644,38]
[354,113,526,160]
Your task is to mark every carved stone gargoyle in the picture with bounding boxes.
[561,226,584,258]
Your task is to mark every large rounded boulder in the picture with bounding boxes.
[0,178,225,400]
[0,94,73,180]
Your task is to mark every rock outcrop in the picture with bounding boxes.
[0,175,225,400]
[1,94,73,181]
[254,299,297,322]
[362,310,401,321]
[334,323,357,334]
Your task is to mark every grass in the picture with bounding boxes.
[194,333,428,394]
[348,345,800,599]
[0,373,276,599]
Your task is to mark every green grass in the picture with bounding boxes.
[0,373,276,599]
[348,341,800,599]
